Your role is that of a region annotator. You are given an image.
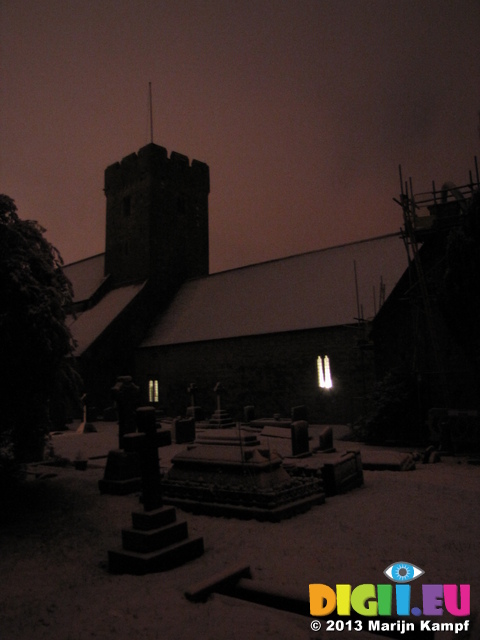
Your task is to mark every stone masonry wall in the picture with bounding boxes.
[135,324,374,425]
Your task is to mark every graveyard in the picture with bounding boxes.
[3,4,479,638]
[1,399,479,640]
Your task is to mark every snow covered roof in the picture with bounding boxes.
[63,253,107,303]
[68,282,146,356]
[140,234,407,348]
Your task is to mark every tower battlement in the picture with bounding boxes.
[104,143,210,289]
[104,143,209,195]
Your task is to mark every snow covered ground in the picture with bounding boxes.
[0,422,478,640]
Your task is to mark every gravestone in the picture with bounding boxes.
[112,376,140,448]
[123,407,163,511]
[318,450,364,495]
[173,417,196,444]
[243,405,255,423]
[98,375,142,495]
[185,383,204,421]
[108,407,204,574]
[76,393,97,433]
[318,426,335,452]
[208,382,235,428]
[291,420,310,456]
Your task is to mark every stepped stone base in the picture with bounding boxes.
[109,537,205,575]
[122,520,189,553]
[163,493,324,522]
[108,505,204,575]
[209,409,235,428]
[131,506,177,530]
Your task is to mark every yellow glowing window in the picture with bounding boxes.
[317,356,333,389]
[148,379,159,403]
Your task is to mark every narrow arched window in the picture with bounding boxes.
[148,378,159,403]
[317,356,333,389]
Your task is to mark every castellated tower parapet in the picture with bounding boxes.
[104,143,209,295]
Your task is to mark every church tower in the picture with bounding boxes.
[103,143,209,297]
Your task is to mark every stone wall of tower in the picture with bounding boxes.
[104,143,209,293]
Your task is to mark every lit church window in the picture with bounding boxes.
[148,379,159,403]
[317,356,333,389]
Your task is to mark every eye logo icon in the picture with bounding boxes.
[384,562,424,583]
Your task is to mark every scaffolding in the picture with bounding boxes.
[394,158,480,409]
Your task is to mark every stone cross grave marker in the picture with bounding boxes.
[122,406,163,511]
[209,381,235,427]
[112,375,140,449]
[186,382,204,421]
[109,405,205,574]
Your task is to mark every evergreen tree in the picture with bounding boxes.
[0,195,79,463]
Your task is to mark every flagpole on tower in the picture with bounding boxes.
[149,82,154,143]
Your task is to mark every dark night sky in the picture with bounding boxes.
[1,0,479,273]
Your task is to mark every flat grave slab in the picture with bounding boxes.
[261,426,291,439]
[195,428,261,447]
[250,418,292,429]
[360,449,416,471]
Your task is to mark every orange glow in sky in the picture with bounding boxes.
[1,1,479,273]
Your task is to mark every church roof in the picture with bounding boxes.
[67,282,146,356]
[140,233,407,348]
[63,253,107,303]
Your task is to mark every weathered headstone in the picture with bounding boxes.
[319,450,364,495]
[173,416,196,444]
[243,405,255,423]
[291,420,310,457]
[318,425,335,452]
